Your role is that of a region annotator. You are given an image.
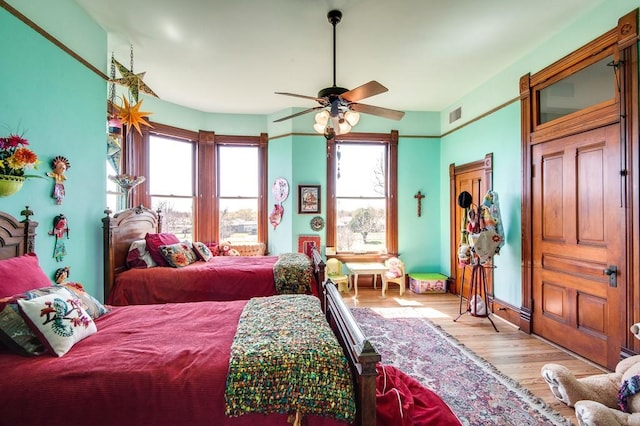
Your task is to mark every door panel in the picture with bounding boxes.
[532,124,623,369]
[453,170,488,297]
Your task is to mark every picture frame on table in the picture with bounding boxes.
[298,185,321,214]
[298,235,321,258]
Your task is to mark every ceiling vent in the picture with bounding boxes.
[449,106,462,124]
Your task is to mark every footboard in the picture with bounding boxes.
[323,278,380,426]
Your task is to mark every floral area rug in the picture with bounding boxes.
[350,307,571,426]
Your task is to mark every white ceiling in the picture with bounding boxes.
[73,0,604,117]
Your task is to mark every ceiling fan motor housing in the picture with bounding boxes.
[317,86,348,99]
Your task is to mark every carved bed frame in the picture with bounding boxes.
[0,206,37,260]
[101,205,379,425]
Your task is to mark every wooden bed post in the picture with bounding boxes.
[19,206,37,254]
[102,208,116,302]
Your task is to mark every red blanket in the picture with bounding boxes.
[108,256,280,305]
[0,300,347,426]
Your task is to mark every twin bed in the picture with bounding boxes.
[0,207,381,425]
[102,206,324,305]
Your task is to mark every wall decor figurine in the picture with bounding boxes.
[54,266,70,284]
[48,214,69,262]
[46,156,70,205]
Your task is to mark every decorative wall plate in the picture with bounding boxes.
[310,216,325,231]
[272,177,289,203]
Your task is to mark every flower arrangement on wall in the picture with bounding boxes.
[0,132,42,196]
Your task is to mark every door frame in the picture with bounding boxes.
[519,11,639,356]
[448,153,493,296]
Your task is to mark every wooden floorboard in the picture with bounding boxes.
[340,286,609,426]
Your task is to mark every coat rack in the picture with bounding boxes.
[454,260,498,332]
[454,190,504,332]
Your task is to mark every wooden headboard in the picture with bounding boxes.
[102,206,162,300]
[0,206,38,261]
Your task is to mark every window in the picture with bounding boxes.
[217,145,259,244]
[124,124,268,246]
[538,55,615,125]
[326,131,398,258]
[335,144,386,252]
[149,134,195,241]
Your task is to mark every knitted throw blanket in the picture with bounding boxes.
[273,253,314,294]
[224,295,355,423]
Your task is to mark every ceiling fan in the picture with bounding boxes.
[274,9,405,134]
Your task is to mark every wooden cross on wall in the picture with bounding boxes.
[415,191,425,217]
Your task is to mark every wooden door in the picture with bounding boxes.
[450,155,492,296]
[531,124,624,369]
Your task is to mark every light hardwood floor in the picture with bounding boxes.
[339,285,609,426]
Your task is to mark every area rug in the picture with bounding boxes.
[350,307,571,426]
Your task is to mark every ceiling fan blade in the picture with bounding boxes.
[273,106,325,123]
[350,103,405,121]
[341,81,388,102]
[275,92,323,102]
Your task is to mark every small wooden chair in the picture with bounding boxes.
[384,257,406,296]
[326,258,350,293]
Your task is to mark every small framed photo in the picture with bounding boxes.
[298,185,321,214]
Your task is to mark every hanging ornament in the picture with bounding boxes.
[115,96,153,135]
[46,156,70,205]
[269,204,284,230]
[48,214,69,262]
[110,45,158,102]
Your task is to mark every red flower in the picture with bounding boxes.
[3,134,29,148]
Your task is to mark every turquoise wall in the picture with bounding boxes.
[0,1,106,299]
[1,0,636,310]
[441,103,522,305]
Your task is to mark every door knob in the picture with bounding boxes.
[604,265,617,287]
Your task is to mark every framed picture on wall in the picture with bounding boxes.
[298,185,321,214]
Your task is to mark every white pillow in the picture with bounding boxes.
[17,287,97,357]
[126,239,157,268]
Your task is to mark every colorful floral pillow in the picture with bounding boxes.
[192,241,214,262]
[125,239,157,269]
[61,282,109,319]
[159,242,198,268]
[18,288,97,357]
[0,253,52,298]
[0,284,107,356]
[145,233,180,267]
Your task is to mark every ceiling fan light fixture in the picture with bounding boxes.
[315,110,330,126]
[344,110,360,126]
[337,120,352,135]
[313,122,327,133]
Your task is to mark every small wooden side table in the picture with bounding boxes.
[345,262,388,298]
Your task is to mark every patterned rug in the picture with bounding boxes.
[351,307,571,426]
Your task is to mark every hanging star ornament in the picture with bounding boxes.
[110,57,158,102]
[115,96,153,135]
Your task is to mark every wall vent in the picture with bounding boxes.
[449,106,462,123]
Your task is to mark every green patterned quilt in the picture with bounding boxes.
[273,253,314,294]
[224,295,355,423]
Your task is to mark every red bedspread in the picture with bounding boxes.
[0,300,348,426]
[108,256,280,305]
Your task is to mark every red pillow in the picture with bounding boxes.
[0,253,52,298]
[145,233,180,267]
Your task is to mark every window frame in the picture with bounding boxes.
[326,130,398,262]
[127,124,268,246]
